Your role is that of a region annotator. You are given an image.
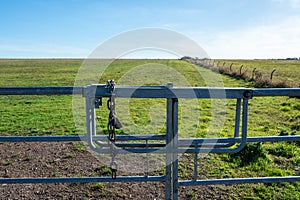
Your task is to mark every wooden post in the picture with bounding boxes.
[270,69,276,81]
[229,63,233,71]
[251,68,256,80]
[239,65,244,75]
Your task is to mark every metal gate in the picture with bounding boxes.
[0,83,300,200]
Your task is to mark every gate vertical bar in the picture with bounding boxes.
[165,97,173,199]
[85,97,96,148]
[172,98,179,200]
[91,98,97,137]
[234,98,241,137]
[85,97,93,146]
[193,144,198,181]
[241,98,249,141]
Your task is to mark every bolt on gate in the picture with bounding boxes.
[0,83,300,200]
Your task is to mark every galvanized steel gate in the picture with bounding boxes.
[0,84,300,199]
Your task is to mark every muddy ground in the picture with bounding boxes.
[0,142,244,199]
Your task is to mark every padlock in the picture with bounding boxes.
[113,113,123,129]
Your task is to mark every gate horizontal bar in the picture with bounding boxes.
[0,135,83,142]
[0,86,299,98]
[253,88,300,97]
[0,86,83,95]
[84,85,252,99]
[0,176,165,184]
[88,147,245,154]
[1,135,298,144]
[0,134,166,142]
[247,135,300,142]
[178,135,300,145]
[99,142,234,148]
[179,176,300,186]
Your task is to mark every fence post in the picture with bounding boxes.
[251,68,257,80]
[229,63,233,71]
[270,69,276,81]
[239,65,244,75]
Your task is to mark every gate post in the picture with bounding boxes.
[165,82,179,200]
[165,97,172,199]
[165,97,179,200]
[172,98,179,200]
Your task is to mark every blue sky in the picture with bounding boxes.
[1,0,300,58]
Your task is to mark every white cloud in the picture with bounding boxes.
[202,16,300,59]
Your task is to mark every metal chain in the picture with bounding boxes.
[106,80,122,179]
[110,144,118,179]
[107,80,122,142]
[107,96,116,142]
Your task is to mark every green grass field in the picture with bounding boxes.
[0,59,299,199]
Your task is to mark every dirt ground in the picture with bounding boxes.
[0,142,241,199]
